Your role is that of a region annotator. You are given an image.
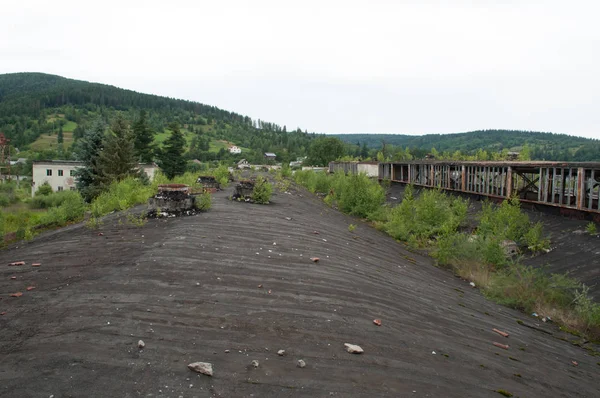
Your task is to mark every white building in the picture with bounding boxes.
[32,160,159,197]
[228,145,241,154]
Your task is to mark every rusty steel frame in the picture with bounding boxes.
[379,161,600,214]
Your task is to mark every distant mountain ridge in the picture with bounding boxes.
[332,130,600,161]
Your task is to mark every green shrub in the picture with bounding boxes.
[478,198,529,242]
[485,264,579,312]
[29,190,81,209]
[40,192,87,225]
[293,170,331,193]
[385,188,467,245]
[586,222,598,235]
[524,222,550,251]
[195,192,212,211]
[91,177,154,217]
[36,182,53,196]
[252,176,272,204]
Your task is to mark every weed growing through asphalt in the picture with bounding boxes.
[194,192,212,211]
[586,222,597,235]
[252,176,273,204]
[348,224,357,232]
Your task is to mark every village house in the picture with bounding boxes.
[228,145,241,154]
[31,160,159,197]
[264,152,276,161]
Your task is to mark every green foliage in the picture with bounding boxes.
[30,190,81,209]
[495,390,513,397]
[478,198,530,242]
[573,285,600,332]
[213,165,231,188]
[40,192,87,225]
[194,192,212,211]
[586,222,598,235]
[73,118,106,201]
[90,177,154,218]
[385,189,467,245]
[293,170,331,193]
[126,212,147,227]
[334,173,385,218]
[485,264,580,312]
[478,198,549,252]
[348,224,357,232]
[306,137,346,166]
[252,176,272,204]
[157,122,187,180]
[36,182,53,196]
[96,115,140,189]
[0,181,26,206]
[132,110,155,163]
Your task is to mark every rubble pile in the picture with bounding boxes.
[232,180,255,201]
[147,184,197,217]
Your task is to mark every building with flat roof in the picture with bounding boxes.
[31,161,159,197]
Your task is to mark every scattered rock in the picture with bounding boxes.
[258,284,263,288]
[277,349,285,356]
[251,360,259,368]
[373,319,382,326]
[268,289,272,294]
[10,276,16,280]
[285,217,292,221]
[297,359,306,368]
[1,312,6,316]
[571,360,578,366]
[310,257,320,263]
[493,328,509,338]
[225,349,230,353]
[188,362,213,376]
[138,340,145,349]
[432,351,436,355]
[344,343,364,354]
[26,286,35,291]
[8,261,25,266]
[469,282,476,288]
[493,342,509,350]
[32,263,41,267]
[10,292,23,298]
[98,233,104,236]
[313,231,320,235]
[500,240,519,257]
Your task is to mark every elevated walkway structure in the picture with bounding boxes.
[378,161,600,215]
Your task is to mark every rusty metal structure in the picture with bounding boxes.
[379,161,600,214]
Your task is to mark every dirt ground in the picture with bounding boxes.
[1,185,599,397]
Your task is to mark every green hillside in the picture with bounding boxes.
[0,72,314,164]
[333,131,600,161]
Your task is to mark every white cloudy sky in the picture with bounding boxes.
[1,0,599,138]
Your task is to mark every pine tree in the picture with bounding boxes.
[96,116,140,189]
[57,125,64,144]
[158,122,187,179]
[74,119,105,201]
[132,110,155,163]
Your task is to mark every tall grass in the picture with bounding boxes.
[385,186,467,245]
[90,177,154,218]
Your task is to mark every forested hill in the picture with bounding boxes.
[0,72,314,163]
[333,130,600,162]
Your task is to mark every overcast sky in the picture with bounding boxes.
[1,0,599,138]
